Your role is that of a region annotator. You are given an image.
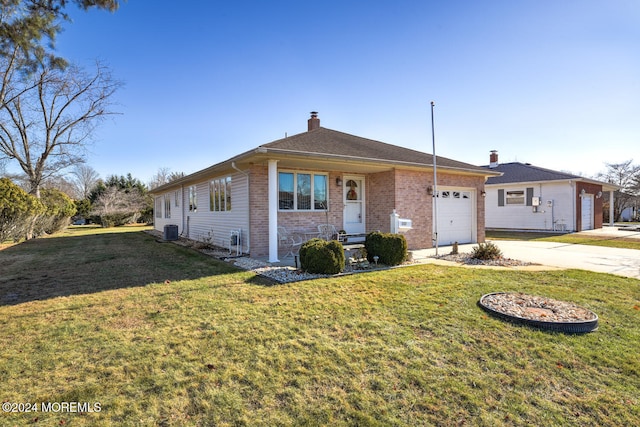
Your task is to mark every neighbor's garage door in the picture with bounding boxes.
[436,189,474,245]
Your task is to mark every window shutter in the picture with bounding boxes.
[498,189,505,206]
[526,187,534,206]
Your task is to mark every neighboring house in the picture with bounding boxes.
[621,201,638,222]
[482,151,619,232]
[150,113,499,261]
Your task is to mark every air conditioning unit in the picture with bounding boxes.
[163,224,179,241]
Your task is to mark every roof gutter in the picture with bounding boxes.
[261,147,500,177]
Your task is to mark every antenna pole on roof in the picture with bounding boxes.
[431,101,439,256]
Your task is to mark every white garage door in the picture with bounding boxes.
[581,194,594,231]
[436,189,474,245]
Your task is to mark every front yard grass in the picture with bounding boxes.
[1,227,639,426]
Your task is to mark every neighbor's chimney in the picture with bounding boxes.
[489,150,499,168]
[308,111,320,131]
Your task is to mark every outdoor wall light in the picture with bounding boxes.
[596,191,603,199]
[481,190,487,197]
[336,177,343,187]
[580,189,586,197]
[427,185,433,195]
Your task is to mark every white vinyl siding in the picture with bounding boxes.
[183,172,249,251]
[153,189,183,236]
[486,182,576,231]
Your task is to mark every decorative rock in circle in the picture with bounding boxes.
[479,292,598,333]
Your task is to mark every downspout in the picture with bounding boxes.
[231,161,250,253]
[180,183,185,236]
[268,159,279,263]
[570,180,576,232]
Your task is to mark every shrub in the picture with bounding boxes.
[365,232,408,266]
[0,178,45,242]
[471,242,503,260]
[299,238,345,274]
[33,188,77,235]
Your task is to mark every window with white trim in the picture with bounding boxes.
[155,197,162,218]
[209,176,232,211]
[164,194,171,218]
[506,190,525,205]
[278,171,328,211]
[188,185,197,212]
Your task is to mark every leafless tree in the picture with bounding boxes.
[91,185,146,226]
[149,166,172,190]
[0,55,121,197]
[70,163,100,199]
[149,167,185,190]
[596,160,640,222]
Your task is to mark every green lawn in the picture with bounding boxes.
[1,227,639,426]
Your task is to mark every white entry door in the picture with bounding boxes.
[343,176,365,235]
[581,194,594,231]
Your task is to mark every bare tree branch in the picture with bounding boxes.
[0,58,121,197]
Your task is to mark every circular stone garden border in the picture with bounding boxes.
[479,292,598,333]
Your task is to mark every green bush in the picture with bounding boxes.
[33,188,77,235]
[299,238,345,274]
[365,232,408,266]
[0,178,45,242]
[471,242,503,260]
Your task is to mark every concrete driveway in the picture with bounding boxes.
[412,228,640,279]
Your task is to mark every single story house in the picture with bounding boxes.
[150,113,499,261]
[621,204,638,222]
[482,151,620,232]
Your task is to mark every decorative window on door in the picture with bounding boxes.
[346,179,359,200]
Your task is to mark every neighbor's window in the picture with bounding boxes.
[164,194,171,218]
[174,190,179,207]
[278,171,328,211]
[506,190,525,205]
[209,176,232,212]
[189,185,197,212]
[155,197,162,218]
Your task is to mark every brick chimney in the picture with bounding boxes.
[307,111,320,131]
[489,150,499,168]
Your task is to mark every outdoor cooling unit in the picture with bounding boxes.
[164,224,179,241]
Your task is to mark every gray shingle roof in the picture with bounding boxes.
[261,127,489,173]
[483,162,618,192]
[484,162,579,184]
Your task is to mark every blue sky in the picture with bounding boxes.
[50,0,639,184]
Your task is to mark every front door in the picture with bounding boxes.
[343,175,365,235]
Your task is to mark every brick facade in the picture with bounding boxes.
[248,164,487,257]
[576,182,604,231]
